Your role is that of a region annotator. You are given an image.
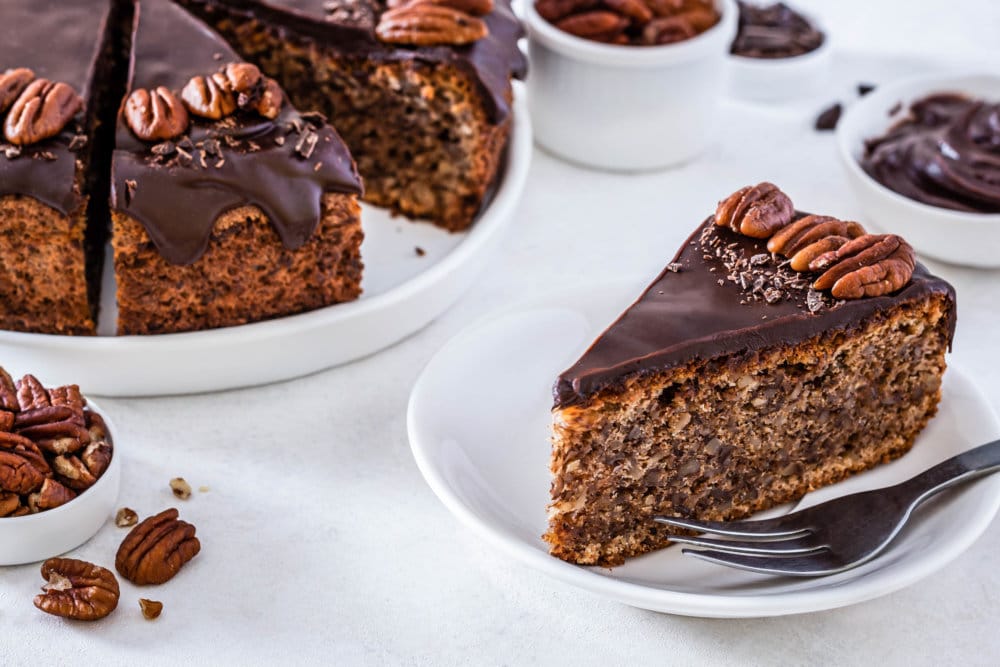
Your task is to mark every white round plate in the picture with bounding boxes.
[0,92,531,397]
[408,278,1000,618]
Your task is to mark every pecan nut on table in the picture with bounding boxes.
[0,369,113,517]
[536,0,719,45]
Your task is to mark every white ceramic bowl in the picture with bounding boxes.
[0,400,121,565]
[837,73,1000,268]
[525,0,738,171]
[727,20,832,102]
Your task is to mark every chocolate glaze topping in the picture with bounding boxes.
[0,0,112,215]
[861,93,1000,214]
[731,1,823,58]
[180,0,527,123]
[111,0,362,265]
[553,215,956,409]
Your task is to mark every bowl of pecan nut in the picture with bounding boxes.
[0,369,120,565]
[836,73,1000,269]
[525,0,738,170]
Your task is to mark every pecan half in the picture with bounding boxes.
[86,410,112,444]
[766,215,868,271]
[218,63,264,109]
[0,367,17,412]
[376,5,489,45]
[34,558,120,621]
[389,0,495,15]
[535,0,600,21]
[16,374,50,411]
[0,450,45,494]
[0,68,35,114]
[28,478,76,512]
[14,405,75,429]
[116,508,201,585]
[641,14,696,44]
[811,234,916,299]
[0,431,52,477]
[181,74,236,120]
[715,182,795,239]
[3,79,82,146]
[125,87,189,142]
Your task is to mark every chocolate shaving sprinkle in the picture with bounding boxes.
[39,151,57,161]
[69,135,88,151]
[415,246,426,257]
[666,263,683,273]
[806,290,824,312]
[274,135,285,146]
[3,144,21,159]
[300,111,327,127]
[202,138,221,156]
[124,179,138,205]
[151,141,176,157]
[295,131,319,159]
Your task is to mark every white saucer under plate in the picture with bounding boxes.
[408,278,1000,618]
[0,92,531,397]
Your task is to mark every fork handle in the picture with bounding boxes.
[897,438,1000,504]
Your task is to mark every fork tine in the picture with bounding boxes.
[682,549,848,577]
[653,515,810,539]
[666,533,823,556]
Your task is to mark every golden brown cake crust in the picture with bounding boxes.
[545,295,953,566]
[0,195,95,335]
[112,193,363,335]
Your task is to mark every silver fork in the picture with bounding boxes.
[652,438,1000,576]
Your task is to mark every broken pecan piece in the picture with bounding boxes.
[125,87,189,142]
[116,507,139,528]
[715,182,795,239]
[256,77,284,119]
[34,558,120,621]
[0,450,45,494]
[0,491,22,517]
[3,79,82,146]
[82,440,113,478]
[28,478,76,512]
[52,455,98,491]
[376,4,489,45]
[116,508,201,585]
[0,68,35,114]
[811,234,916,299]
[139,598,164,620]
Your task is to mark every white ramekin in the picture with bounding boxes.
[727,22,832,102]
[525,0,738,171]
[836,72,1000,269]
[0,400,121,565]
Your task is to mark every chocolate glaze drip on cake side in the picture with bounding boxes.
[0,0,112,215]
[862,93,1000,214]
[180,0,527,123]
[111,0,362,265]
[553,215,956,409]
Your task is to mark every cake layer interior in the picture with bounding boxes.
[545,294,953,566]
[113,193,363,335]
[178,0,511,231]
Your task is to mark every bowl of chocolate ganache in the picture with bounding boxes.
[727,1,830,102]
[838,73,1000,268]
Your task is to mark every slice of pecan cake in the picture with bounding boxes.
[546,183,956,566]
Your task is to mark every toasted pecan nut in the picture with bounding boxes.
[116,507,139,528]
[0,367,18,412]
[53,455,98,491]
[535,0,599,21]
[557,10,630,39]
[16,374,50,411]
[139,598,164,620]
[811,234,916,299]
[13,405,75,429]
[34,558,120,621]
[3,79,82,146]
[125,87,189,142]
[28,478,76,512]
[0,432,52,478]
[641,14,696,44]
[0,68,35,114]
[715,182,795,239]
[376,5,489,45]
[604,0,653,25]
[389,0,495,16]
[218,63,264,108]
[181,74,236,120]
[49,385,86,424]
[0,450,45,494]
[116,508,201,585]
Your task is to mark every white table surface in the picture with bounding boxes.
[3,1,1000,664]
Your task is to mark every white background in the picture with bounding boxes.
[2,0,1000,664]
